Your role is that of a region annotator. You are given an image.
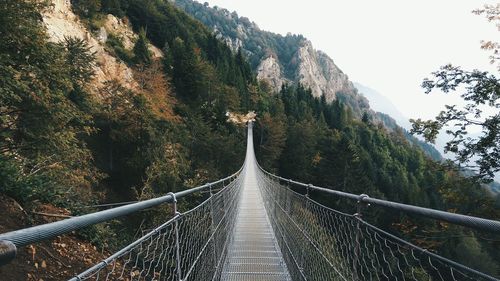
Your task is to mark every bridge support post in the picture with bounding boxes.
[168,192,183,281]
[297,184,312,274]
[208,184,218,273]
[0,240,16,266]
[353,194,370,281]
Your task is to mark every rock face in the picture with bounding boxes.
[295,41,330,99]
[255,40,357,102]
[256,56,285,91]
[214,26,243,52]
[43,0,138,94]
[42,0,163,96]
[316,50,356,102]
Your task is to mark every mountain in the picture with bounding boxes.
[354,82,411,129]
[173,0,451,162]
[174,0,368,113]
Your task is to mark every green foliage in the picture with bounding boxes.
[377,111,443,162]
[254,84,500,270]
[133,28,152,65]
[73,0,102,18]
[101,0,126,17]
[124,0,254,109]
[169,37,206,101]
[105,33,134,64]
[64,37,96,86]
[0,0,99,205]
[255,109,287,171]
[454,236,498,275]
[411,65,500,181]
[0,155,57,204]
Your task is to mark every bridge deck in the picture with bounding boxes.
[221,124,290,281]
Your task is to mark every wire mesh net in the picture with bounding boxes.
[71,161,497,281]
[256,169,498,281]
[71,175,243,281]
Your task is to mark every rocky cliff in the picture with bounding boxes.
[294,41,357,102]
[256,55,285,91]
[42,0,162,95]
[174,0,360,104]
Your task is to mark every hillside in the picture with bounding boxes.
[1,0,253,270]
[0,195,110,280]
[174,0,448,161]
[174,0,365,107]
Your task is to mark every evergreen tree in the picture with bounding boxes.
[133,28,152,65]
[102,0,125,17]
[0,0,99,203]
[73,0,102,18]
[64,37,96,86]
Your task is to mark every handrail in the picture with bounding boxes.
[258,166,500,234]
[0,167,243,265]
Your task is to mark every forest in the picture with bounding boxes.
[1,0,499,277]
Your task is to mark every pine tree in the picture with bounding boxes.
[0,0,99,203]
[74,0,102,18]
[133,28,152,65]
[102,0,124,17]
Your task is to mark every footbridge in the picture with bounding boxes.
[0,122,499,280]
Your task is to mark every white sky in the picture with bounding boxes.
[204,0,498,121]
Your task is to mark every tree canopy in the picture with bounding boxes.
[411,7,500,182]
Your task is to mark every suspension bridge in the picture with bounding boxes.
[0,122,499,281]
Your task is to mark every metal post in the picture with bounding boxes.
[209,184,218,272]
[273,177,279,222]
[283,179,292,213]
[0,241,16,266]
[353,194,370,281]
[285,180,292,215]
[168,192,183,281]
[298,184,312,274]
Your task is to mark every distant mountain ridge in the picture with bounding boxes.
[174,0,364,107]
[174,0,448,161]
[354,82,411,129]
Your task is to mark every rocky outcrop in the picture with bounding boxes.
[102,14,163,58]
[295,41,328,98]
[316,51,356,100]
[256,56,285,92]
[174,0,366,111]
[42,0,163,96]
[294,41,357,102]
[43,0,138,94]
[253,41,357,102]
[214,26,243,52]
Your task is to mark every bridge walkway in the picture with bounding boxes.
[220,123,291,281]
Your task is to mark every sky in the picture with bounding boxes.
[204,0,498,121]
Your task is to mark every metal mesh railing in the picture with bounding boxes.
[256,169,499,281]
[3,121,499,281]
[70,174,244,281]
